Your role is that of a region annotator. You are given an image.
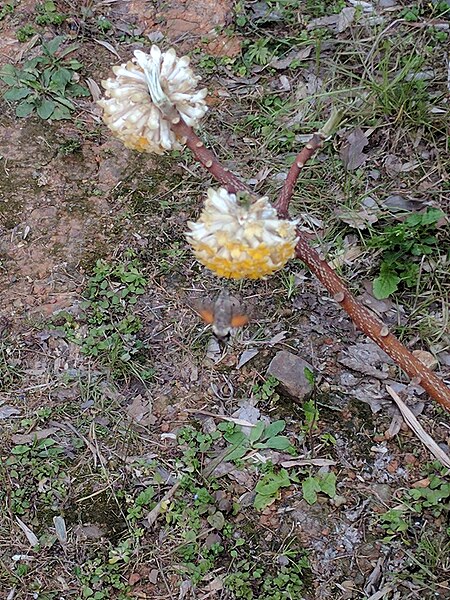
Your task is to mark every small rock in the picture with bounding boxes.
[205,532,222,548]
[267,351,314,401]
[412,349,438,371]
[332,494,347,508]
[370,483,392,503]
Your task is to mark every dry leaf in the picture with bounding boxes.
[386,385,450,468]
[237,348,259,369]
[340,128,369,170]
[12,427,58,444]
[337,7,356,32]
[412,350,438,371]
[329,244,364,269]
[339,342,392,379]
[94,38,121,59]
[125,395,155,426]
[53,516,67,546]
[335,202,379,229]
[86,77,102,102]
[270,47,313,69]
[307,14,339,30]
[0,405,20,419]
[411,477,431,488]
[16,517,39,547]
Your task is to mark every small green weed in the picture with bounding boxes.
[17,24,38,42]
[0,35,89,120]
[77,542,133,598]
[58,137,82,155]
[254,467,293,509]
[302,399,319,432]
[218,419,295,463]
[366,43,441,128]
[302,471,336,505]
[96,16,113,33]
[35,0,66,25]
[400,5,421,22]
[225,549,309,599]
[5,437,69,517]
[158,241,188,274]
[0,335,23,391]
[58,254,153,380]
[304,0,346,18]
[278,271,297,300]
[252,375,280,404]
[241,95,296,151]
[408,473,450,517]
[0,1,15,20]
[377,463,450,541]
[244,38,273,66]
[378,508,409,540]
[367,208,444,299]
[177,426,221,471]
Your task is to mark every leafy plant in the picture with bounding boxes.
[377,464,450,542]
[252,375,280,403]
[225,549,309,599]
[219,419,294,463]
[0,1,15,20]
[6,437,68,516]
[368,208,444,299]
[408,474,450,517]
[254,468,292,509]
[57,254,153,380]
[17,24,38,42]
[302,399,319,432]
[0,35,89,120]
[97,16,113,33]
[35,1,66,25]
[244,38,273,66]
[302,472,336,505]
[378,508,409,541]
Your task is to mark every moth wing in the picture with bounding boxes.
[195,302,214,325]
[196,305,216,324]
[230,312,249,328]
[190,297,216,324]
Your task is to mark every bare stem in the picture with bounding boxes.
[275,109,343,217]
[295,236,450,411]
[172,119,250,194]
[178,116,450,412]
[274,133,325,218]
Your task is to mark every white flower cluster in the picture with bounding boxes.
[98,46,208,154]
[186,188,298,279]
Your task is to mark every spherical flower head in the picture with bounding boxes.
[186,188,298,279]
[98,45,208,154]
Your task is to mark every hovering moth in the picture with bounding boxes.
[195,289,249,342]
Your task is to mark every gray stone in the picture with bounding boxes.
[267,351,314,401]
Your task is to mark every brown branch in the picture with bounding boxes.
[175,116,450,412]
[172,119,249,195]
[275,109,342,217]
[274,133,326,218]
[294,236,450,411]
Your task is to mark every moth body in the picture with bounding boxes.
[195,289,249,342]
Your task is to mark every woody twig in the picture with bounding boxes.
[181,112,450,412]
[172,119,249,195]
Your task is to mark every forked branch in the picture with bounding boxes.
[180,114,450,412]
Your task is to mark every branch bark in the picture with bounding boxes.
[177,117,450,412]
[295,236,450,410]
[274,133,326,218]
[172,119,249,194]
